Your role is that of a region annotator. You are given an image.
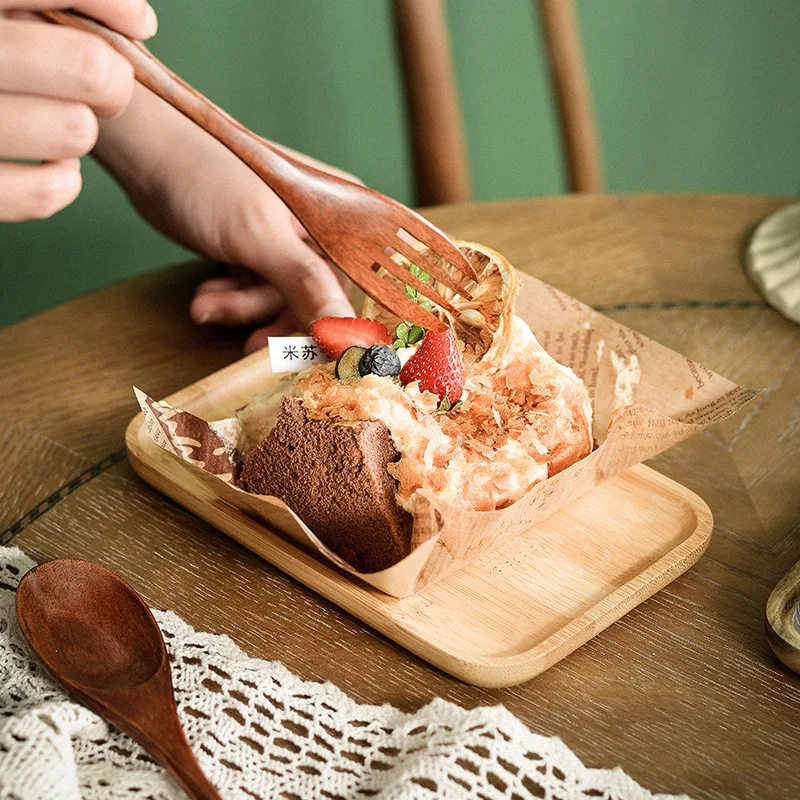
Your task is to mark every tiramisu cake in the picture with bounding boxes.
[237,242,593,572]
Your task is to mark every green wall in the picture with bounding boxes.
[2,0,798,326]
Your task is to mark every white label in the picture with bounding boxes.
[268,337,329,373]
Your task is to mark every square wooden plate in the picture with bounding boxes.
[126,349,713,687]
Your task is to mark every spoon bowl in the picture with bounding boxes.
[17,560,163,690]
[17,559,222,800]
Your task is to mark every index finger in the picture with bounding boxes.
[1,0,157,40]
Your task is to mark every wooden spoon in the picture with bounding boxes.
[15,559,223,800]
[766,556,800,675]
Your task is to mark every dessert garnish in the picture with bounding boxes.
[392,321,426,350]
[358,345,401,378]
[398,328,464,403]
[334,346,367,382]
[310,316,391,360]
[403,264,435,313]
[335,342,404,383]
[319,309,463,404]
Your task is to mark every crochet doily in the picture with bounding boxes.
[0,546,689,800]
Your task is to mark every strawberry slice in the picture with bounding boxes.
[399,329,464,403]
[310,316,392,360]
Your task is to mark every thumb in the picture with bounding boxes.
[262,235,355,330]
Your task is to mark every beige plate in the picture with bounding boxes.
[126,349,713,688]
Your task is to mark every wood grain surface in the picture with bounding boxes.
[2,195,799,799]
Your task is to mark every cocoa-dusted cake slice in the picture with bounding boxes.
[239,396,412,572]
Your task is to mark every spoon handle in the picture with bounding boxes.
[39,9,308,200]
[156,736,224,800]
[62,668,225,800]
[99,679,225,800]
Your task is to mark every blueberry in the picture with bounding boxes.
[358,345,401,378]
[335,346,367,382]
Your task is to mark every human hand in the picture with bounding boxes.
[95,87,355,353]
[0,0,157,221]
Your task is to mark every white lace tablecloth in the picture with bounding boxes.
[0,546,690,800]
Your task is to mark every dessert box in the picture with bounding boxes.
[126,269,752,684]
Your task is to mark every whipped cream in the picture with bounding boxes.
[609,350,641,411]
[395,344,419,368]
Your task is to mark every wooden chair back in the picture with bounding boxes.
[392,0,603,205]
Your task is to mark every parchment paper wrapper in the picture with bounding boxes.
[135,273,756,597]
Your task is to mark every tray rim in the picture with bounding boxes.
[125,358,713,688]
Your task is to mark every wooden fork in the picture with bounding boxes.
[42,10,477,332]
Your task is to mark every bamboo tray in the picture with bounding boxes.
[126,351,713,688]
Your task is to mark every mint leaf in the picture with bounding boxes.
[393,322,411,349]
[395,321,410,341]
[393,321,418,350]
[409,263,430,283]
[393,321,426,351]
[436,395,462,414]
[407,325,425,345]
[405,262,436,312]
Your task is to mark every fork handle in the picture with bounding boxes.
[40,10,325,206]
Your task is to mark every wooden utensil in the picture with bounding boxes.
[40,10,477,332]
[15,559,223,800]
[766,557,800,675]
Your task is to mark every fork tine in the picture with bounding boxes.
[373,252,458,315]
[351,263,446,332]
[377,246,462,314]
[389,236,474,302]
[397,213,479,281]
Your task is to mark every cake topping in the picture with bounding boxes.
[399,329,464,404]
[334,346,367,382]
[358,345,401,378]
[335,343,402,383]
[392,321,426,350]
[310,316,392,360]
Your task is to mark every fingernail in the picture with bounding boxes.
[144,4,158,37]
[195,309,217,324]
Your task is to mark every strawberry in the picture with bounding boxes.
[310,316,392,360]
[399,329,464,403]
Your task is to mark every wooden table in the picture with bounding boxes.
[2,194,799,800]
